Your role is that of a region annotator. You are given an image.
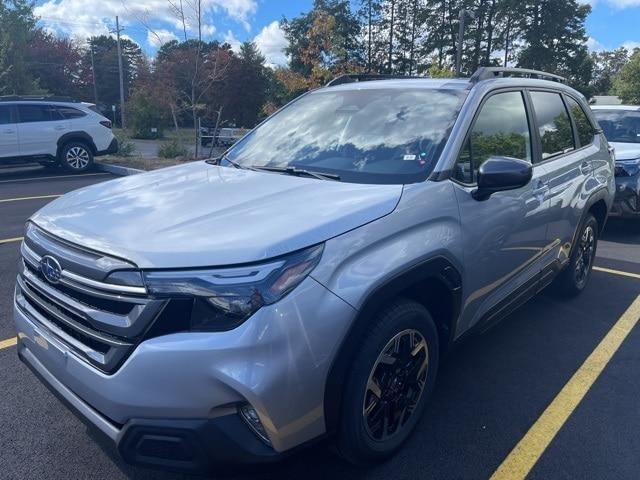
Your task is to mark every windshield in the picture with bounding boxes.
[224,88,467,184]
[593,110,640,144]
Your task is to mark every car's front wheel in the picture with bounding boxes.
[336,299,439,465]
[60,142,94,172]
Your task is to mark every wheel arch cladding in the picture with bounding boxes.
[588,199,608,233]
[322,256,462,436]
[57,131,97,155]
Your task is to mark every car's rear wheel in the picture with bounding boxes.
[336,299,439,465]
[555,213,599,297]
[60,142,93,172]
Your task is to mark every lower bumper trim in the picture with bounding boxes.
[18,340,284,473]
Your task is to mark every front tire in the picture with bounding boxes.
[555,213,599,297]
[336,299,439,465]
[60,142,93,173]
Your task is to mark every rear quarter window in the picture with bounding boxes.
[56,106,87,119]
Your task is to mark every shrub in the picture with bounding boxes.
[126,89,168,139]
[158,139,188,159]
[114,132,135,157]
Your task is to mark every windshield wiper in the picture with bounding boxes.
[206,155,257,171]
[252,165,341,181]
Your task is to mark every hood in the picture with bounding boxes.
[610,142,640,161]
[31,162,402,268]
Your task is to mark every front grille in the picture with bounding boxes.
[17,223,167,373]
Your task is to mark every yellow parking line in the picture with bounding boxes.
[594,266,640,280]
[0,172,109,184]
[0,237,23,245]
[0,337,17,350]
[491,293,640,480]
[0,194,61,204]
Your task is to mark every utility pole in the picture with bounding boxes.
[89,40,98,104]
[456,9,475,77]
[111,16,126,129]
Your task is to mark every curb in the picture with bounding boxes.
[95,162,144,176]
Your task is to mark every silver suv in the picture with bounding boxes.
[14,68,614,472]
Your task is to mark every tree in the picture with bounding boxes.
[517,0,593,91]
[614,49,640,105]
[591,48,629,96]
[218,42,269,127]
[283,0,365,84]
[0,0,40,94]
[26,30,90,98]
[86,35,144,113]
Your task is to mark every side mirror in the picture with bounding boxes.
[472,156,533,201]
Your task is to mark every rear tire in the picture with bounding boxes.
[554,213,599,298]
[336,299,439,465]
[59,142,93,173]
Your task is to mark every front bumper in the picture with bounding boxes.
[610,175,640,218]
[14,276,355,469]
[18,346,281,472]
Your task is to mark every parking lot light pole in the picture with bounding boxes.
[456,9,476,77]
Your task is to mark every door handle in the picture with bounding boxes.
[532,180,548,200]
[580,161,592,175]
[2,129,14,134]
[54,126,66,131]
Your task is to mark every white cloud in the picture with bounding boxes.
[34,0,256,40]
[622,41,640,51]
[147,29,178,48]
[604,0,640,7]
[224,30,242,52]
[586,37,606,52]
[254,21,288,68]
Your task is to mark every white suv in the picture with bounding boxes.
[0,96,118,172]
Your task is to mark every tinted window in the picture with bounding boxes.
[225,88,467,185]
[56,106,86,119]
[17,104,62,123]
[0,106,11,125]
[593,109,640,144]
[530,92,574,159]
[455,91,532,184]
[566,97,594,147]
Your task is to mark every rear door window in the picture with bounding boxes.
[17,104,62,123]
[565,97,595,147]
[530,91,575,160]
[0,105,12,124]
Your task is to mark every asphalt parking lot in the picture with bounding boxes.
[0,164,639,480]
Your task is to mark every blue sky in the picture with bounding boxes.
[33,0,640,65]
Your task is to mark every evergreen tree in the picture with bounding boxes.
[0,0,40,94]
[517,0,592,90]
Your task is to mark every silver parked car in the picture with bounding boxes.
[591,105,640,218]
[14,68,614,472]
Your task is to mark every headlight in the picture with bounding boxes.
[143,244,324,331]
[615,158,640,177]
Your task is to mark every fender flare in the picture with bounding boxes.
[57,131,97,156]
[322,255,462,435]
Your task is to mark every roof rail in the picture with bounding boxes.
[326,73,424,87]
[0,95,80,103]
[470,67,567,85]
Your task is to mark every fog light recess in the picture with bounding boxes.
[239,403,271,446]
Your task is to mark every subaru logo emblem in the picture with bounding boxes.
[40,256,62,284]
